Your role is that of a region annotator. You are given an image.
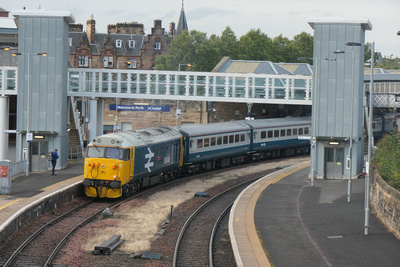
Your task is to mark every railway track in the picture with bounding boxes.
[172,177,260,267]
[2,176,193,267]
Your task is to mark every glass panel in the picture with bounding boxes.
[69,71,79,92]
[111,73,118,93]
[101,73,108,93]
[130,74,137,94]
[326,148,334,162]
[32,142,39,155]
[274,130,279,137]
[121,73,128,93]
[0,70,2,90]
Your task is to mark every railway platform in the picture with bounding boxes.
[0,159,84,244]
[230,161,400,266]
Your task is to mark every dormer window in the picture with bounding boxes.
[116,39,122,48]
[128,40,136,48]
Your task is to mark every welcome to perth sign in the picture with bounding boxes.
[109,104,170,112]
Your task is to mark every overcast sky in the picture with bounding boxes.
[3,0,400,58]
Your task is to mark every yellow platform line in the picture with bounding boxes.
[0,198,22,211]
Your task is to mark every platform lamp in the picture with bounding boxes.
[12,51,47,176]
[176,63,191,126]
[333,46,358,203]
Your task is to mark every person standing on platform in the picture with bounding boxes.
[51,149,59,176]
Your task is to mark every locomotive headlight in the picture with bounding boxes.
[113,175,117,180]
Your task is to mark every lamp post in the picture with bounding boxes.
[336,41,374,233]
[12,51,47,176]
[365,41,374,236]
[176,63,191,126]
[333,47,358,203]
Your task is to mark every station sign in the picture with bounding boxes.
[109,104,170,112]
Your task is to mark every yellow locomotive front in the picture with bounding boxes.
[83,136,134,198]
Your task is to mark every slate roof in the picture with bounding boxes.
[68,31,145,56]
[214,58,302,75]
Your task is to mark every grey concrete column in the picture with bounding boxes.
[0,96,8,160]
[89,98,103,141]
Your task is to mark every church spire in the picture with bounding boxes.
[176,0,188,36]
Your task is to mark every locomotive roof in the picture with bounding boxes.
[89,126,181,147]
[242,116,311,129]
[176,121,251,137]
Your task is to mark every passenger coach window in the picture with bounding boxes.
[204,138,210,147]
[223,136,228,144]
[211,137,216,146]
[293,128,298,135]
[261,131,266,139]
[217,136,222,145]
[197,139,203,148]
[287,129,292,136]
[274,130,279,138]
[304,127,309,134]
[229,135,234,143]
[299,128,304,135]
[235,134,240,142]
[280,129,286,137]
[241,133,245,142]
[268,131,273,138]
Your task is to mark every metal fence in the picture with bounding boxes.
[0,160,26,194]
[9,160,27,177]
[69,145,83,161]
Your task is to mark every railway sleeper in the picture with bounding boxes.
[93,234,125,255]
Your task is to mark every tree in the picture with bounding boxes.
[238,29,273,61]
[372,132,400,189]
[220,26,239,59]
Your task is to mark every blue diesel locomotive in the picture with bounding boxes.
[83,117,311,198]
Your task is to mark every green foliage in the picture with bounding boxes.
[372,132,400,189]
[155,27,314,72]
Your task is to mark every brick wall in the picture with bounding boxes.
[370,171,400,239]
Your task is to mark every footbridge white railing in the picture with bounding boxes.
[67,68,313,105]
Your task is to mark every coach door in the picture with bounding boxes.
[325,148,344,179]
[31,141,48,172]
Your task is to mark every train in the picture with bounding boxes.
[372,112,400,140]
[82,116,311,198]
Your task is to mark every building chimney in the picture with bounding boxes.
[154,19,162,28]
[86,18,96,44]
[169,22,176,36]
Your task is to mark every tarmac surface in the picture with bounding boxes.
[255,166,400,266]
